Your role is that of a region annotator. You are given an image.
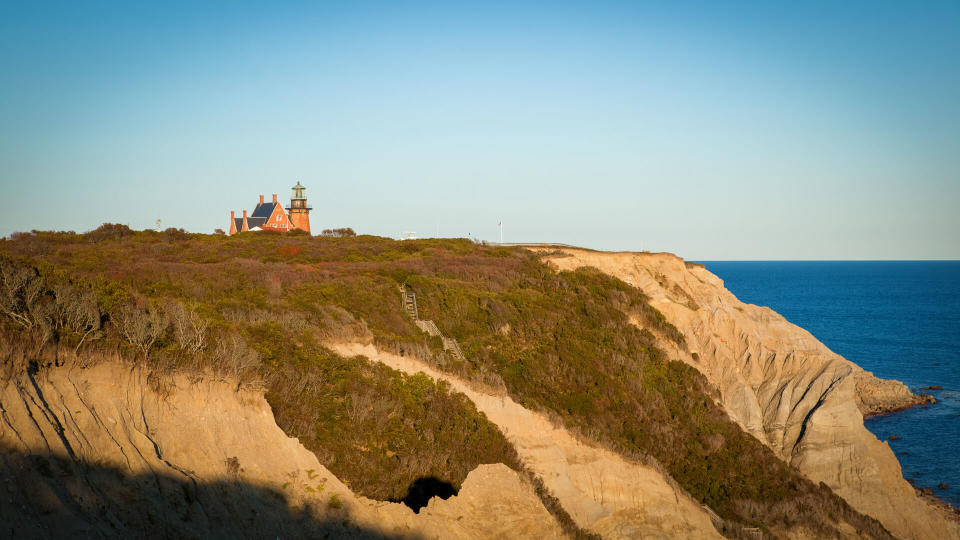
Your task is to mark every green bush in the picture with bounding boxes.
[261,325,521,501]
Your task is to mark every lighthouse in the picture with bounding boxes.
[286,181,312,234]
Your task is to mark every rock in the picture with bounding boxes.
[939,483,950,490]
[922,385,943,391]
[416,464,566,538]
[889,435,902,441]
[858,380,936,416]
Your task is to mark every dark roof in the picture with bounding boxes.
[251,201,280,219]
[234,216,268,231]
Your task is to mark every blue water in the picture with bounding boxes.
[700,261,960,506]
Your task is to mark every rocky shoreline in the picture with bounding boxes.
[854,372,937,417]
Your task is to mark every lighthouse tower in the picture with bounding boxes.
[286,181,312,234]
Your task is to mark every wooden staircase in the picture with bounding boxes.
[401,285,465,361]
[442,337,465,360]
[416,319,441,337]
[402,288,418,319]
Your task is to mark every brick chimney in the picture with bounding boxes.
[229,210,236,236]
[259,194,264,205]
[272,193,277,204]
[241,210,249,232]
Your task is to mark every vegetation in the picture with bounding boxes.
[259,323,521,502]
[0,226,892,538]
[320,227,357,237]
[0,238,518,510]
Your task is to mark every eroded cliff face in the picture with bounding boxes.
[0,361,562,539]
[329,342,724,540]
[543,249,958,540]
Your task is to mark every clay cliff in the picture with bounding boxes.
[0,360,563,539]
[330,342,724,540]
[542,248,958,540]
[0,349,725,539]
[2,344,890,540]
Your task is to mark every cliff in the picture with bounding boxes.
[330,342,723,539]
[542,249,959,540]
[0,360,563,539]
[0,230,946,538]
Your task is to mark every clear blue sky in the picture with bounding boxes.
[1,1,958,259]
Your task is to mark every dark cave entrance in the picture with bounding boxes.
[397,477,457,513]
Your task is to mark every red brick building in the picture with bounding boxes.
[286,181,311,233]
[228,182,312,235]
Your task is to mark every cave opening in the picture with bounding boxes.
[397,476,457,513]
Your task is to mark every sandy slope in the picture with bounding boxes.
[543,249,958,540]
[0,361,562,539]
[329,342,723,540]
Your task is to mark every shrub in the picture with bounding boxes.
[277,245,303,257]
[320,228,356,238]
[164,299,207,352]
[84,223,133,243]
[262,329,521,502]
[111,297,168,359]
[163,228,191,241]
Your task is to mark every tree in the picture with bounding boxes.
[0,257,55,352]
[165,299,207,353]
[211,332,261,382]
[84,223,133,243]
[0,257,45,328]
[112,298,168,359]
[320,228,356,238]
[51,281,102,353]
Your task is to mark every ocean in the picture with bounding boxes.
[700,261,960,507]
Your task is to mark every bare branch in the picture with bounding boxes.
[113,298,168,360]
